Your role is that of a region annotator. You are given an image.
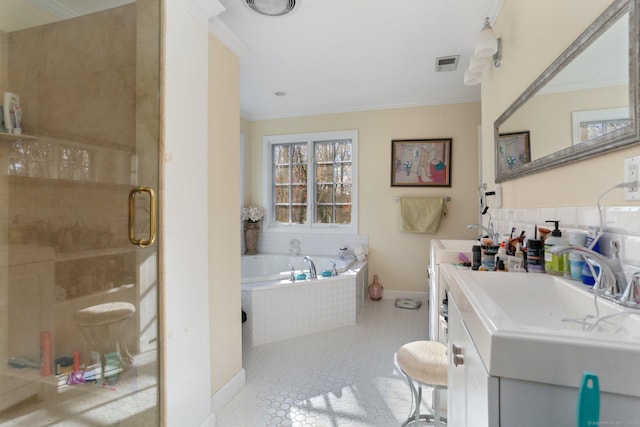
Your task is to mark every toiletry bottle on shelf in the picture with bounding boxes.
[40,331,52,376]
[581,226,601,285]
[496,242,507,271]
[544,220,568,276]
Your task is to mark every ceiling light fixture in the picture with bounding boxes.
[245,0,297,17]
[274,91,287,96]
[463,17,502,86]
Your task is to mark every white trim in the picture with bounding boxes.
[210,369,246,414]
[186,0,226,29]
[209,17,251,58]
[262,130,359,234]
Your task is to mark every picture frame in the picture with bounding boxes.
[391,138,451,187]
[497,131,531,174]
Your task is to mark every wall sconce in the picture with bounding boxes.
[463,17,502,86]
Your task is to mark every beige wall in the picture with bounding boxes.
[245,103,481,292]
[208,35,242,393]
[483,0,639,207]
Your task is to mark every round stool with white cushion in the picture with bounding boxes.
[73,302,135,368]
[396,340,448,426]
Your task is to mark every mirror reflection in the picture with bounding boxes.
[494,0,639,182]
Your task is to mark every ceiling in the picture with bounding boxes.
[217,0,503,120]
[1,0,503,121]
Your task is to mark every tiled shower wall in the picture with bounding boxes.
[493,205,640,270]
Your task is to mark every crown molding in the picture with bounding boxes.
[186,0,226,29]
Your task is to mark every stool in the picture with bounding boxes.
[73,302,136,369]
[396,340,448,426]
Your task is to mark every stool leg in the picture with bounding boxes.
[117,317,134,367]
[433,387,440,427]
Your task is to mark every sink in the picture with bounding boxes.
[444,265,640,397]
[476,272,640,334]
[430,239,476,264]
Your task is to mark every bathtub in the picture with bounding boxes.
[241,254,367,346]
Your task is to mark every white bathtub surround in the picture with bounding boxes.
[492,205,640,269]
[241,260,368,346]
[254,231,369,258]
[241,254,356,283]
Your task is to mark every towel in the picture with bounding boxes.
[400,197,447,233]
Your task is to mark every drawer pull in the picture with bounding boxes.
[452,344,464,367]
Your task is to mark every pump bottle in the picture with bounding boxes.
[544,220,568,275]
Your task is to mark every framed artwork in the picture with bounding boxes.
[497,131,530,174]
[391,138,451,187]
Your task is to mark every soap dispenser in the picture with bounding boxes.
[544,220,568,276]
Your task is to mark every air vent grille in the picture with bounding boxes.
[435,55,460,72]
[246,0,296,16]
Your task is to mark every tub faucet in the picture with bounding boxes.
[331,261,338,277]
[288,264,296,282]
[549,242,627,298]
[303,256,317,279]
[467,223,500,244]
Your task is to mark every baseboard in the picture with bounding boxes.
[210,368,246,416]
[381,289,428,302]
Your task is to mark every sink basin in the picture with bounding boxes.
[476,272,640,334]
[430,239,476,264]
[444,265,640,397]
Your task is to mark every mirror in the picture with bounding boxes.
[494,0,640,182]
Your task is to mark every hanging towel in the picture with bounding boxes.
[400,197,447,233]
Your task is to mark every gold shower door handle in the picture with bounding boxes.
[128,186,157,247]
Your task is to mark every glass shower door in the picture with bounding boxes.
[0,1,161,424]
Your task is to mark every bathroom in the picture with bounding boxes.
[0,0,639,426]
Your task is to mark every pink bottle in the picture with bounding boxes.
[40,331,52,376]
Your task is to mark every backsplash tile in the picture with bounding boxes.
[494,205,640,271]
[242,230,369,258]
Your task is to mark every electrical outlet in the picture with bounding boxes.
[624,156,640,200]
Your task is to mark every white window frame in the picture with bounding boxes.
[263,129,358,234]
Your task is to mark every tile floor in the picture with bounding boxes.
[216,298,432,427]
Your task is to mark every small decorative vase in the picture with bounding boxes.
[368,275,383,301]
[244,221,260,255]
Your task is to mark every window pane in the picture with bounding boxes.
[292,185,307,203]
[291,206,307,224]
[291,144,307,163]
[335,184,351,203]
[275,205,289,223]
[274,165,290,184]
[274,185,289,203]
[292,165,307,184]
[274,145,289,164]
[334,141,351,161]
[316,183,334,203]
[315,142,333,162]
[316,164,334,182]
[335,205,351,224]
[334,164,352,183]
[315,205,333,223]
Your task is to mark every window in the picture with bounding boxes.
[264,130,358,232]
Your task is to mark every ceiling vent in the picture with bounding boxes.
[435,55,460,72]
[245,0,297,16]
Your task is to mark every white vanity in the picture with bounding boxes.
[441,262,640,426]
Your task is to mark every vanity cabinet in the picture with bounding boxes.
[447,294,499,427]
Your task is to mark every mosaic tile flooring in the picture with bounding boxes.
[217,298,432,427]
[0,350,159,426]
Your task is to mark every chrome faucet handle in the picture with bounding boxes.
[331,261,338,276]
[288,263,296,282]
[619,271,640,308]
